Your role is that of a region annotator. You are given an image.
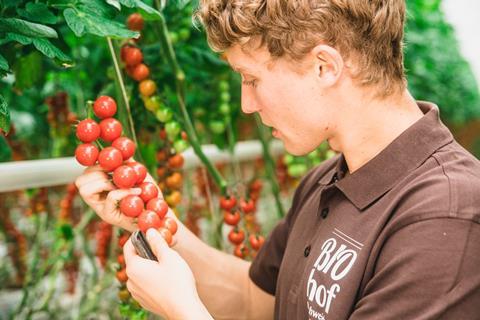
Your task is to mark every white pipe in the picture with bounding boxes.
[0,140,284,192]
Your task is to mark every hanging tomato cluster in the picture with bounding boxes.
[74,95,178,245]
[95,221,113,268]
[58,183,77,222]
[0,195,28,286]
[220,190,265,259]
[121,13,188,217]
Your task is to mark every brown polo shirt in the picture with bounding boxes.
[250,101,480,320]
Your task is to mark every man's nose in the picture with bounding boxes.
[241,89,259,114]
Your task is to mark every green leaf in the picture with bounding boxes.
[118,0,162,20]
[63,9,85,36]
[0,18,58,38]
[17,3,58,25]
[0,54,8,71]
[78,0,117,18]
[106,0,121,10]
[32,38,72,62]
[2,0,23,8]
[13,51,43,90]
[5,32,33,45]
[0,95,10,133]
[0,134,12,162]
[63,8,139,39]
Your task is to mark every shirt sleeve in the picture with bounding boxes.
[349,218,480,320]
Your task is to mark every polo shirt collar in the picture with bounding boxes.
[319,101,454,211]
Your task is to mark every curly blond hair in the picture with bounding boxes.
[194,0,407,96]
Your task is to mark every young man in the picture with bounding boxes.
[75,1,480,319]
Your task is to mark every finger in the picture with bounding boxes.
[146,229,169,259]
[75,170,109,188]
[104,188,142,212]
[78,179,115,201]
[123,238,137,265]
[84,164,104,174]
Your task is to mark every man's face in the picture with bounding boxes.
[225,44,337,156]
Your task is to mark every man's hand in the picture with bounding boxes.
[124,229,213,319]
[75,165,151,232]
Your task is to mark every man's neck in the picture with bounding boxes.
[329,90,424,173]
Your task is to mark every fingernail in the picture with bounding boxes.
[146,228,156,240]
[132,188,142,194]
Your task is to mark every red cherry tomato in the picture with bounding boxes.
[75,143,99,166]
[161,217,178,235]
[121,45,132,62]
[240,198,256,214]
[146,198,168,219]
[124,47,143,67]
[131,63,150,82]
[113,165,137,189]
[127,161,147,184]
[98,147,123,172]
[167,154,184,169]
[76,119,100,143]
[250,179,263,192]
[117,254,125,266]
[139,182,159,202]
[228,228,245,245]
[118,234,129,247]
[112,137,136,160]
[249,234,265,251]
[120,195,144,217]
[139,79,156,97]
[234,243,249,259]
[223,210,241,226]
[116,269,128,282]
[159,228,173,246]
[220,196,237,211]
[127,13,144,31]
[99,118,122,142]
[93,96,117,119]
[137,210,162,233]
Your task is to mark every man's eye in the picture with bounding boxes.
[242,79,257,87]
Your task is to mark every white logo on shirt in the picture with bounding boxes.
[306,229,363,316]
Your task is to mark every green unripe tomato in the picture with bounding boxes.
[219,103,230,115]
[156,107,173,123]
[209,120,226,134]
[325,150,336,160]
[144,96,162,112]
[178,28,190,41]
[165,121,181,140]
[169,32,179,44]
[220,91,231,103]
[283,154,294,165]
[219,80,229,92]
[173,139,189,153]
[307,149,320,160]
[287,163,308,178]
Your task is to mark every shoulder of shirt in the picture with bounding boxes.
[391,140,480,228]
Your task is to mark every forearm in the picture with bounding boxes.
[174,222,252,320]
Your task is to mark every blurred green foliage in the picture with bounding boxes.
[405,0,480,124]
[0,0,479,163]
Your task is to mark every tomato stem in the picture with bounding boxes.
[106,38,140,151]
[153,9,228,195]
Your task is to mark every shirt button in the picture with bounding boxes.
[321,207,329,219]
[333,173,339,183]
[304,245,311,257]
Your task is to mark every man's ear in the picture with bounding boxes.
[311,44,344,87]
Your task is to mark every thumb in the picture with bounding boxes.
[146,228,169,259]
